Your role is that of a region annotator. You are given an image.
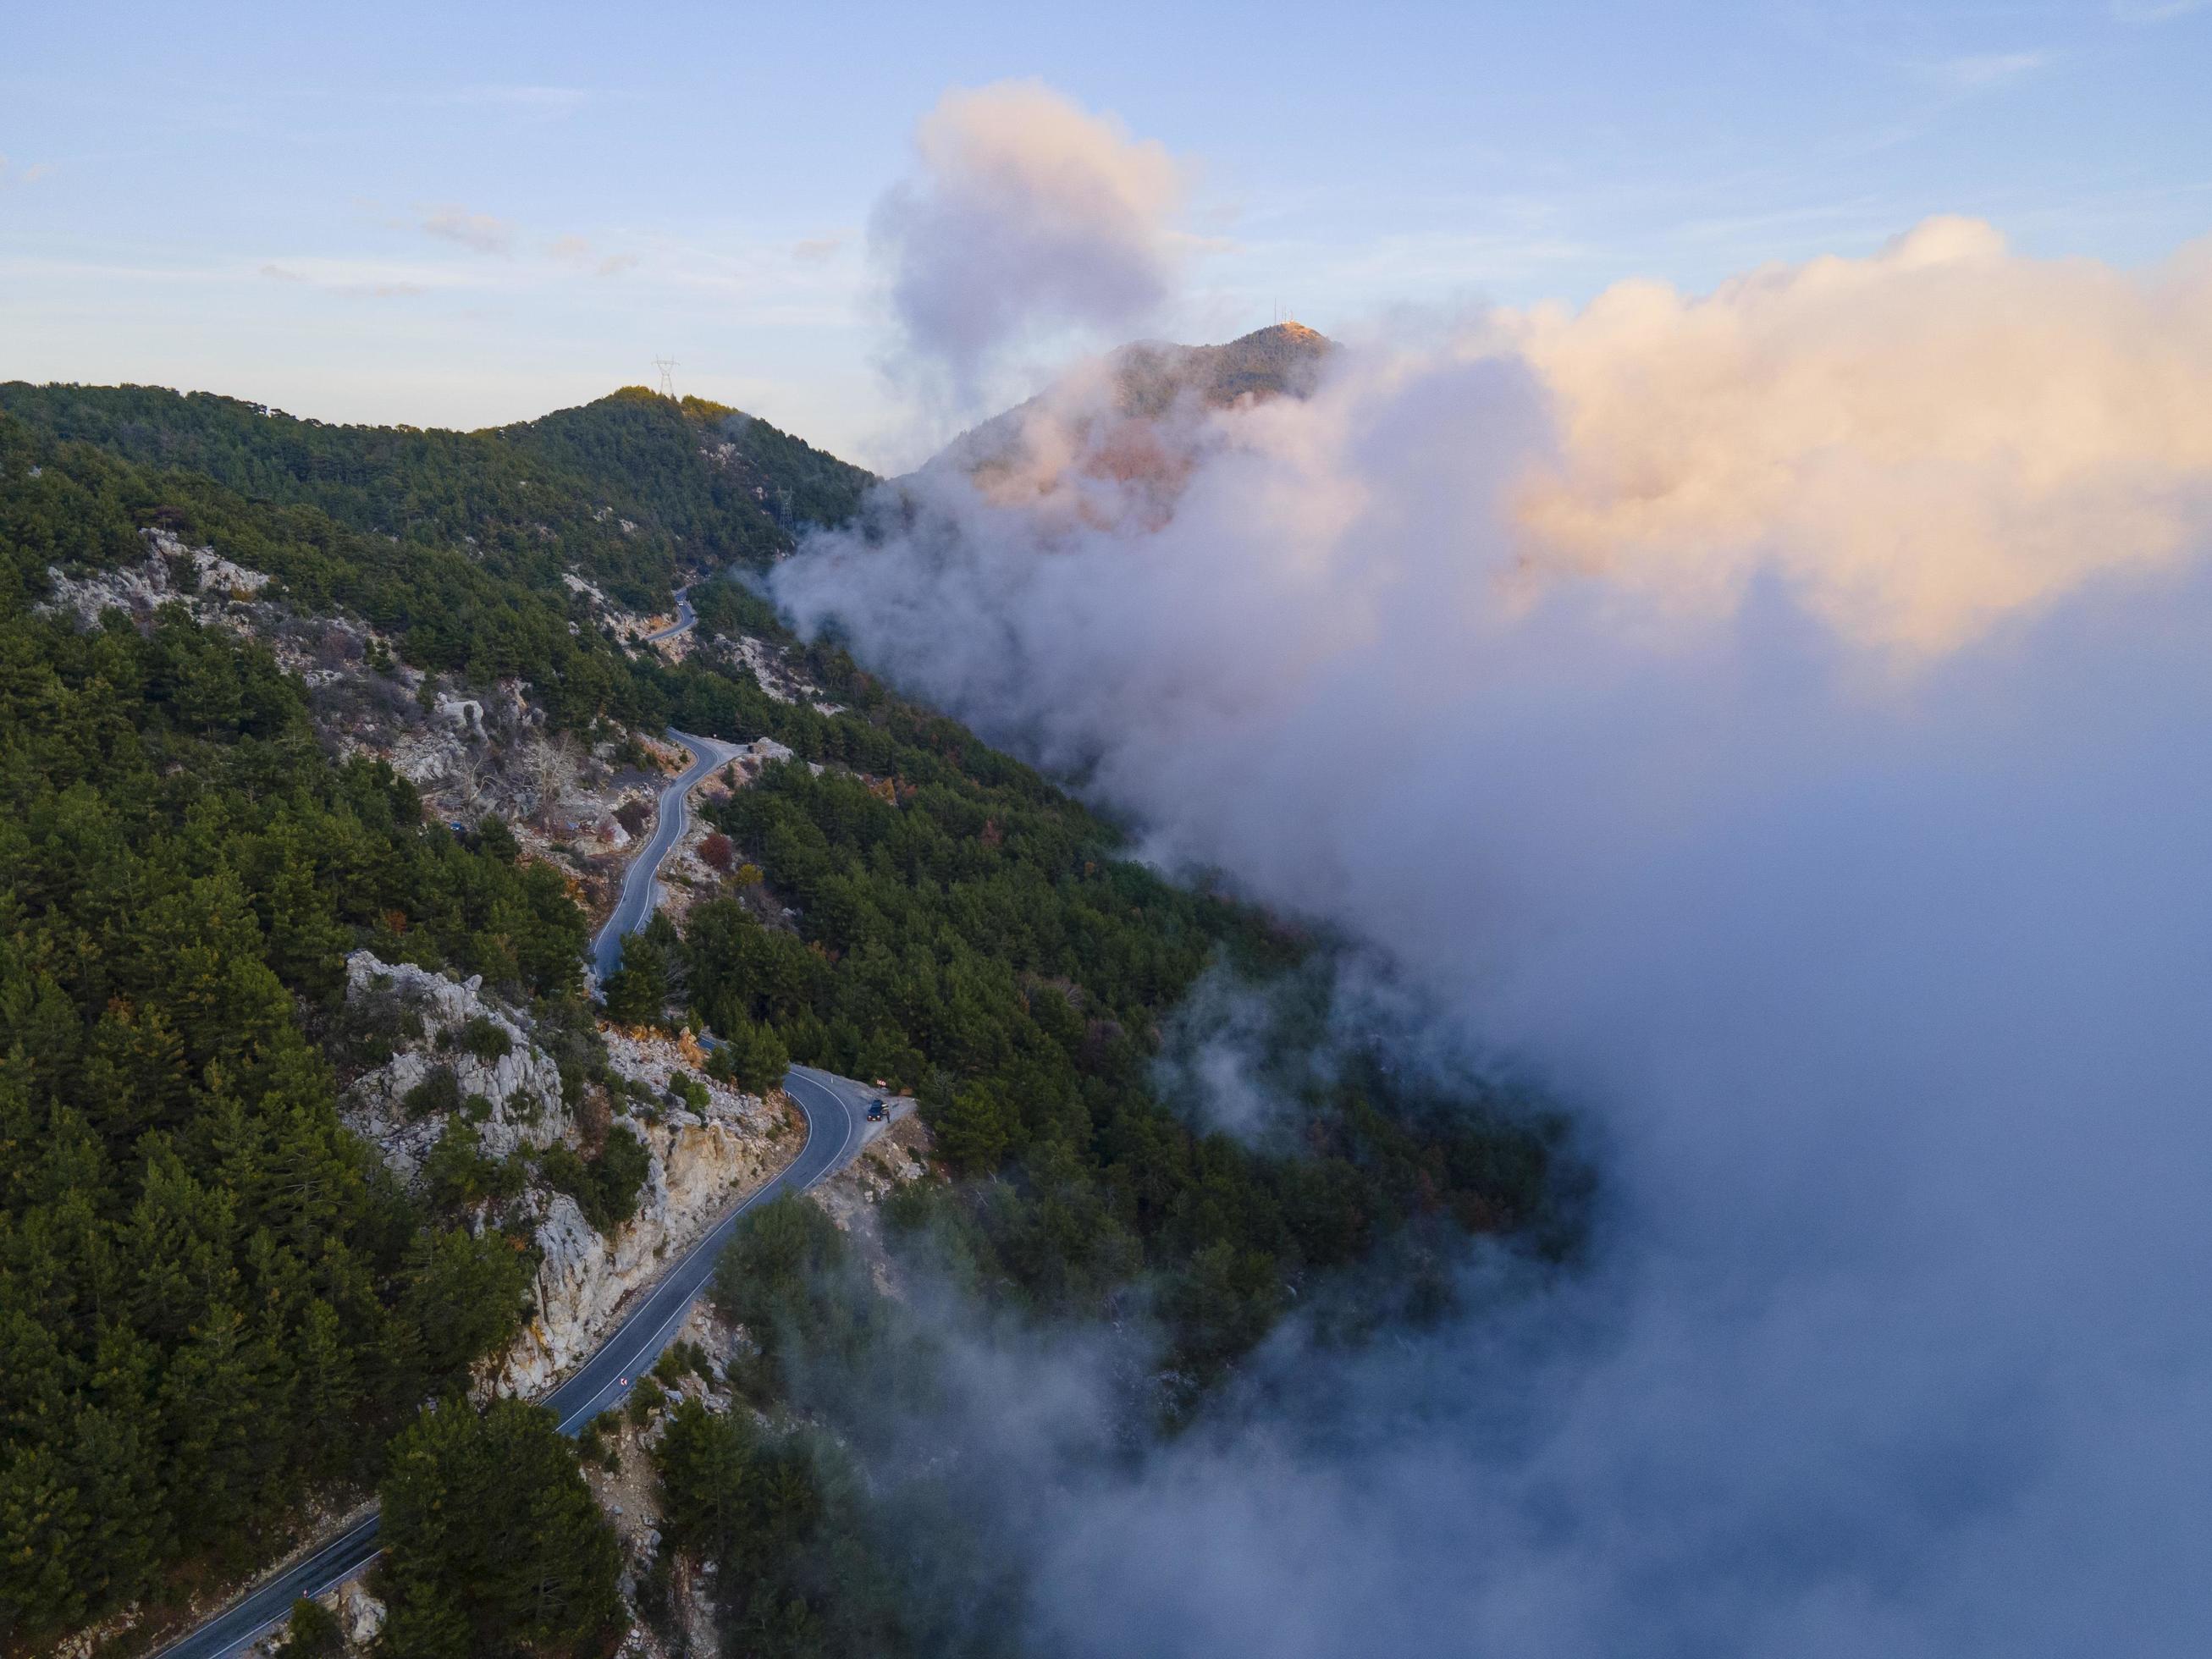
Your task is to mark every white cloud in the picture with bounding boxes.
[420,204,517,255]
[871,80,1192,408]
[546,234,637,278]
[772,220,2212,1653]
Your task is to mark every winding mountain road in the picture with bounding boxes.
[640,584,696,645]
[592,726,740,982]
[152,725,876,1659]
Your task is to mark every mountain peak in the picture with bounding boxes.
[929,322,1338,504]
[1234,320,1324,345]
[1103,322,1333,416]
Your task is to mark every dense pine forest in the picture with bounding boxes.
[0,438,580,1643]
[0,385,1573,1657]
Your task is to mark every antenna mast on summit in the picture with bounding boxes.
[654,357,679,400]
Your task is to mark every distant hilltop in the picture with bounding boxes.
[1108,321,1333,416]
[934,322,1335,485]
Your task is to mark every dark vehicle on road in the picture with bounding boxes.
[867,1101,888,1122]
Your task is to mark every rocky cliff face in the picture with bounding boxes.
[39,527,273,630]
[335,954,794,1403]
[496,1077,789,1397]
[340,951,573,1182]
[43,527,674,929]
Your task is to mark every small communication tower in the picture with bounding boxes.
[654,357,679,400]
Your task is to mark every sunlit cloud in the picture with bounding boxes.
[420,205,518,255]
[547,234,638,277]
[771,216,2212,1654]
[872,79,1194,406]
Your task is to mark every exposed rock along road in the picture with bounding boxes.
[153,719,878,1659]
[640,584,696,645]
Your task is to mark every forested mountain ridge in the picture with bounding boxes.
[0,382,873,613]
[1,378,1575,1658]
[503,389,873,568]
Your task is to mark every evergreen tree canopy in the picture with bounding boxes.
[374,1398,624,1659]
[0,425,572,1649]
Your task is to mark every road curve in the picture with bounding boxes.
[152,716,876,1659]
[639,585,696,645]
[148,1070,874,1658]
[591,728,740,982]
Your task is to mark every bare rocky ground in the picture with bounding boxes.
[583,1111,938,1659]
[562,560,835,715]
[338,951,573,1182]
[808,1104,933,1296]
[36,531,863,951]
[37,532,753,938]
[583,1298,737,1659]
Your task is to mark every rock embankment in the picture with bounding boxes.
[497,1073,787,1397]
[340,951,572,1183]
[493,1025,794,1397]
[39,527,273,630]
[334,956,795,1403]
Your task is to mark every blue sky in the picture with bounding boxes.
[3,0,2206,466]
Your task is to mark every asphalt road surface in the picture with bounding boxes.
[640,586,696,644]
[590,728,741,982]
[151,707,881,1656]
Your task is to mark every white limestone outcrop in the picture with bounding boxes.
[494,1078,786,1397]
[337,954,791,1404]
[39,529,272,630]
[334,1583,385,1648]
[340,951,571,1183]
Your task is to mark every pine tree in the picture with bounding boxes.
[710,1018,790,1094]
[928,1082,1014,1176]
[295,1298,359,1476]
[600,928,669,1025]
[0,1441,88,1642]
[375,1399,624,1658]
[282,1595,345,1656]
[654,1397,753,1559]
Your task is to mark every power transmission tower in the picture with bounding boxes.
[654,357,679,400]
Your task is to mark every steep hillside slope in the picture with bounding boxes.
[1,375,1568,1659]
